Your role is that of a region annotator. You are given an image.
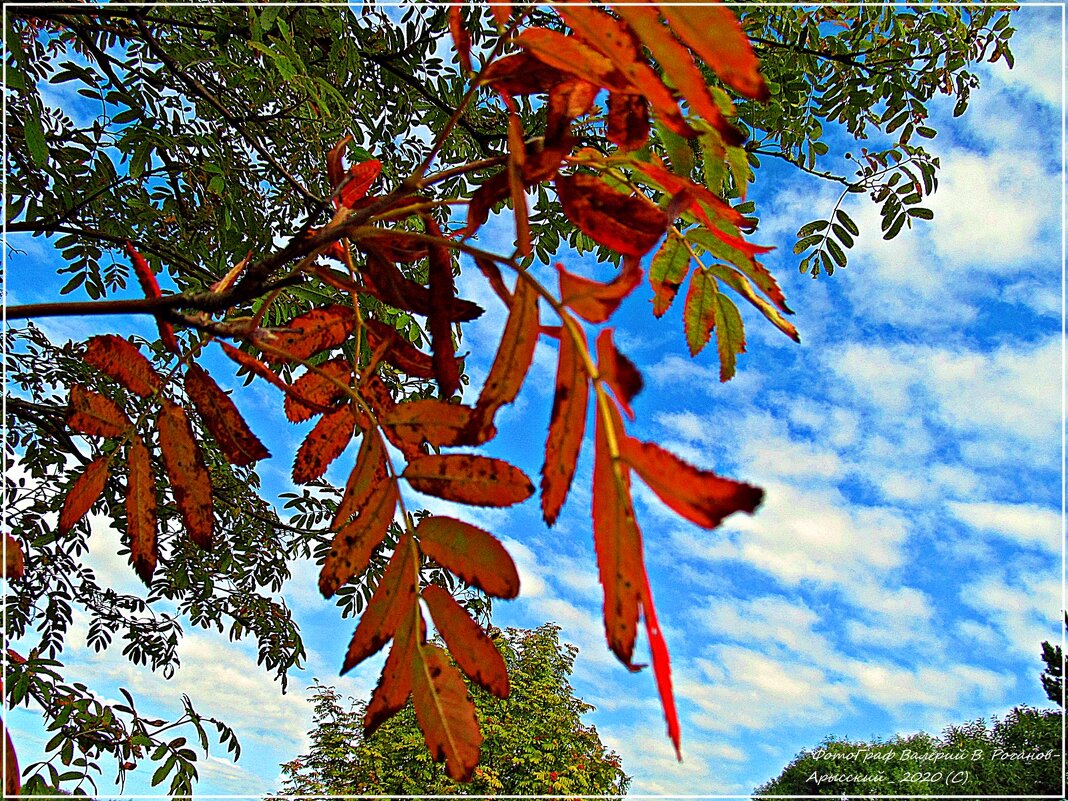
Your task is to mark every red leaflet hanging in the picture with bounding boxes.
[184,365,270,466]
[125,241,178,353]
[284,358,353,423]
[448,4,473,74]
[515,28,629,93]
[338,160,382,208]
[327,135,352,189]
[412,643,483,782]
[480,51,569,96]
[292,404,357,484]
[556,173,668,257]
[596,329,643,421]
[157,400,214,550]
[541,320,589,526]
[557,258,643,324]
[66,384,131,439]
[320,479,397,599]
[364,611,422,736]
[364,320,435,380]
[126,435,158,585]
[261,305,355,364]
[641,570,682,760]
[58,457,110,535]
[381,400,489,449]
[219,342,291,394]
[425,220,461,397]
[403,455,534,508]
[423,584,509,698]
[415,516,520,599]
[83,336,162,398]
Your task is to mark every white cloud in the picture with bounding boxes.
[947,500,1061,554]
[961,570,1062,655]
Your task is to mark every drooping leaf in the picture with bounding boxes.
[712,292,746,382]
[83,335,162,398]
[632,160,747,230]
[556,257,643,324]
[683,268,719,356]
[219,341,292,394]
[545,78,599,144]
[359,231,429,264]
[619,437,763,529]
[596,329,643,421]
[157,400,213,550]
[649,232,691,318]
[403,455,534,508]
[506,102,532,258]
[184,365,269,466]
[364,320,434,380]
[364,609,422,736]
[126,435,158,585]
[4,534,24,580]
[415,516,520,599]
[66,384,130,439]
[341,535,418,673]
[292,404,357,484]
[426,222,461,397]
[125,242,180,353]
[641,570,681,760]
[607,92,650,151]
[710,262,800,343]
[382,400,489,449]
[515,27,630,93]
[58,456,110,535]
[411,642,482,782]
[332,430,389,529]
[284,357,353,422]
[591,400,643,665]
[490,3,511,27]
[338,160,382,208]
[423,584,509,698]
[541,321,589,526]
[448,3,472,73]
[689,228,791,313]
[556,173,667,257]
[261,305,356,364]
[320,476,397,599]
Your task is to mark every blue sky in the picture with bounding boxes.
[4,5,1065,797]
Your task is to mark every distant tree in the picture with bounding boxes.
[277,625,629,796]
[1040,614,1065,708]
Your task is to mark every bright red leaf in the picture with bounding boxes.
[556,173,667,257]
[292,404,357,484]
[596,329,643,421]
[556,256,643,324]
[541,320,589,526]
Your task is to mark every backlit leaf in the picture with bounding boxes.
[284,357,352,422]
[184,365,270,466]
[619,437,763,529]
[83,335,162,398]
[541,322,589,526]
[423,584,509,698]
[515,28,629,93]
[683,268,719,356]
[415,516,520,599]
[66,384,130,438]
[261,305,355,364]
[126,435,157,585]
[219,341,291,395]
[364,610,421,736]
[596,329,643,421]
[557,173,667,257]
[712,292,746,382]
[641,571,681,760]
[710,263,800,343]
[607,92,650,151]
[556,257,643,324]
[404,455,534,508]
[358,251,483,321]
[125,241,179,352]
[412,643,482,782]
[292,404,357,484]
[338,160,382,208]
[4,534,24,580]
[59,457,110,535]
[332,431,389,530]
[649,232,691,318]
[426,223,460,397]
[473,276,539,435]
[448,4,472,74]
[157,400,213,550]
[3,715,19,798]
[382,400,489,449]
[480,51,569,96]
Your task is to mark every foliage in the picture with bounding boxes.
[277,625,629,796]
[1040,614,1065,708]
[3,1,1014,792]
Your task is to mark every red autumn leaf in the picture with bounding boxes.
[474,256,512,307]
[641,570,682,760]
[359,231,429,264]
[659,3,770,102]
[490,3,511,27]
[631,160,748,230]
[157,400,213,550]
[332,431,389,529]
[415,516,520,599]
[292,404,357,484]
[58,456,110,535]
[556,173,668,257]
[541,321,589,526]
[363,320,435,381]
[596,329,643,421]
[711,263,800,343]
[684,267,719,357]
[126,435,157,585]
[515,27,630,93]
[404,455,534,508]
[480,51,569,96]
[423,584,509,698]
[125,242,179,354]
[284,357,353,423]
[338,160,382,208]
[607,92,650,152]
[448,3,472,74]
[382,400,489,449]
[184,364,270,466]
[219,341,291,394]
[261,305,356,365]
[4,534,24,580]
[319,476,397,598]
[545,78,599,144]
[649,232,692,318]
[556,257,643,324]
[327,135,352,189]
[341,535,418,673]
[592,400,644,666]
[364,610,422,736]
[506,102,531,258]
[83,335,162,398]
[66,384,131,439]
[3,711,19,798]
[426,221,461,398]
[412,642,482,782]
[463,172,509,238]
[620,437,763,529]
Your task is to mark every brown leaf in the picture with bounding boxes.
[411,642,482,782]
[632,160,748,230]
[319,476,397,599]
[184,365,269,466]
[364,322,436,381]
[66,384,130,439]
[404,455,534,508]
[545,78,598,144]
[364,609,422,736]
[506,102,531,257]
[292,404,357,484]
[83,335,162,398]
[358,231,429,264]
[3,534,24,580]
[382,400,489,449]
[426,222,461,398]
[556,173,667,257]
[557,257,643,324]
[3,713,19,798]
[620,437,763,529]
[480,51,569,95]
[415,516,520,599]
[341,535,418,673]
[541,321,589,526]
[58,456,110,535]
[423,584,509,698]
[327,135,352,188]
[261,305,355,365]
[157,400,213,550]
[607,92,650,151]
[284,357,353,422]
[126,435,157,585]
[332,431,389,529]
[596,329,643,421]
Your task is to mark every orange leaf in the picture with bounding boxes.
[59,456,110,535]
[596,329,643,421]
[641,570,681,760]
[515,28,630,93]
[320,477,397,599]
[66,384,130,438]
[620,437,763,529]
[490,3,511,28]
[631,160,748,231]
[659,3,770,101]
[341,535,418,673]
[592,400,643,665]
[415,516,520,599]
[557,257,643,324]
[292,404,357,484]
[541,321,589,526]
[219,341,291,395]
[404,455,534,508]
[83,335,162,398]
[284,357,353,422]
[411,642,482,782]
[448,4,472,74]
[261,305,355,365]
[607,92,650,151]
[126,242,179,353]
[480,51,569,96]
[545,78,599,144]
[426,222,461,398]
[157,400,213,550]
[126,435,157,585]
[365,609,422,736]
[506,103,531,257]
[556,173,667,257]
[184,365,269,466]
[338,160,382,208]
[4,534,24,580]
[382,400,489,449]
[332,431,388,529]
[473,276,539,436]
[423,584,509,698]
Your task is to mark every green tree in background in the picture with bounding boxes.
[277,625,629,796]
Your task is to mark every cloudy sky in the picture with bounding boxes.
[5,5,1064,797]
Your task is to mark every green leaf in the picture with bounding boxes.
[835,209,859,236]
[712,293,745,382]
[682,268,718,356]
[825,238,847,268]
[831,223,854,249]
[884,213,907,239]
[649,232,691,318]
[654,118,694,177]
[908,207,934,220]
[24,114,48,166]
[797,219,829,237]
